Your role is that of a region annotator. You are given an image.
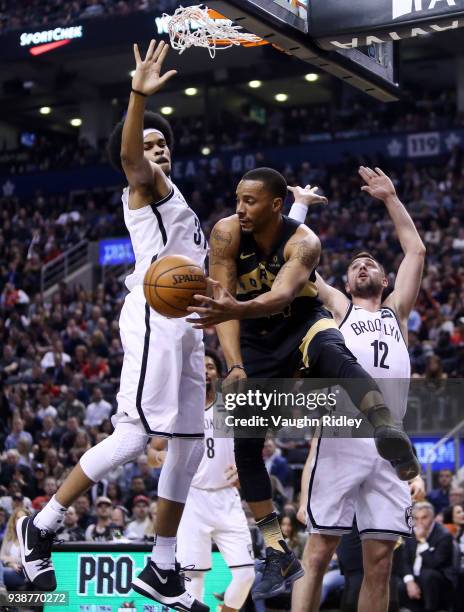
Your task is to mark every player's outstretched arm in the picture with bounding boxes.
[358,167,426,323]
[287,184,349,322]
[121,40,177,201]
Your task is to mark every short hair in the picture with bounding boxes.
[205,348,223,377]
[348,251,385,275]
[106,111,174,173]
[412,501,435,515]
[241,167,287,201]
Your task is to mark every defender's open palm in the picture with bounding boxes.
[132,39,177,96]
[288,184,328,207]
[359,166,396,201]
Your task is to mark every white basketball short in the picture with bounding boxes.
[177,487,254,571]
[114,285,205,438]
[307,436,412,541]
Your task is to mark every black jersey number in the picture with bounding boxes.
[371,340,390,369]
[206,437,215,458]
[193,217,207,249]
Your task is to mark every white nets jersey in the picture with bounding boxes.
[340,304,410,423]
[191,394,236,490]
[122,180,207,291]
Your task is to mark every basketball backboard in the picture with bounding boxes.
[210,0,400,101]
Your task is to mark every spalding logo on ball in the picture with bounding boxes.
[143,254,207,318]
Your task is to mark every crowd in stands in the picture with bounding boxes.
[0,0,180,34]
[0,91,460,177]
[0,111,464,607]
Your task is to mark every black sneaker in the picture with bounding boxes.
[16,515,57,591]
[131,561,209,611]
[374,425,420,480]
[252,541,304,601]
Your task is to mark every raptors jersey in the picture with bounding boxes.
[122,180,207,291]
[340,304,410,423]
[191,394,236,491]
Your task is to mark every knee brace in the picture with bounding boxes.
[224,566,255,609]
[234,438,271,502]
[157,437,204,503]
[80,421,149,482]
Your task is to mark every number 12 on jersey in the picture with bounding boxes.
[371,340,389,369]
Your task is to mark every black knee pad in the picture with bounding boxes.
[234,437,272,502]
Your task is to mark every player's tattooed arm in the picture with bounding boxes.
[192,217,245,370]
[209,222,239,292]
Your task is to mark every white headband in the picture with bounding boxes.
[143,128,165,140]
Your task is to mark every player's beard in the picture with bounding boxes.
[351,277,383,299]
[206,379,212,393]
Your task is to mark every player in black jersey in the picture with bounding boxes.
[187,167,419,600]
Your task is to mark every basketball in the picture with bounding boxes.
[143,254,207,318]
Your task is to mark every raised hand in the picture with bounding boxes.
[359,166,397,201]
[132,39,177,97]
[287,184,328,207]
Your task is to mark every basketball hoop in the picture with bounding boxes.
[163,5,263,58]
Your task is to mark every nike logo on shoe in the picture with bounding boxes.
[24,521,35,557]
[153,566,168,584]
[281,561,295,578]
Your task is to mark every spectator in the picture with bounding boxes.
[400,501,455,612]
[107,482,123,506]
[32,476,57,511]
[36,392,58,420]
[442,504,464,612]
[56,506,85,542]
[85,497,121,541]
[84,387,112,427]
[125,495,151,540]
[427,469,453,514]
[111,505,130,533]
[280,513,307,560]
[4,417,33,450]
[263,437,291,488]
[0,508,7,540]
[56,386,86,423]
[123,476,149,514]
[0,507,30,590]
[40,338,71,371]
[75,495,93,530]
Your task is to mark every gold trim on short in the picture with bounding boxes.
[299,318,338,367]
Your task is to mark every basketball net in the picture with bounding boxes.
[163,5,264,58]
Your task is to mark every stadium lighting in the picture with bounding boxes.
[39,106,51,115]
[305,73,319,82]
[275,93,288,102]
[201,147,211,156]
[70,118,82,127]
[160,106,174,115]
[248,80,262,89]
[185,87,198,96]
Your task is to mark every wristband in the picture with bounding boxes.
[226,364,246,376]
[289,202,309,223]
[131,88,147,97]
